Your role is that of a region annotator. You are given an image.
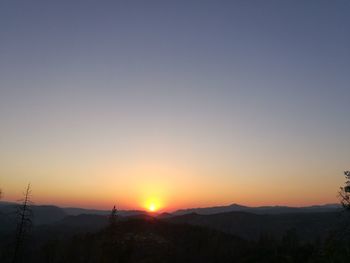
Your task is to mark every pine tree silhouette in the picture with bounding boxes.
[109,205,118,228]
[339,171,350,210]
[12,184,33,263]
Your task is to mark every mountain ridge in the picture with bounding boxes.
[172,203,340,215]
[0,201,341,223]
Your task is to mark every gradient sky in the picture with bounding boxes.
[1,0,349,211]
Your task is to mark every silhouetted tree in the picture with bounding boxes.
[339,171,350,211]
[109,205,118,228]
[12,184,33,263]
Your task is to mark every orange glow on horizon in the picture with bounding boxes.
[144,197,162,212]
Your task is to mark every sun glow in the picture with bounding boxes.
[145,198,161,212]
[149,203,156,212]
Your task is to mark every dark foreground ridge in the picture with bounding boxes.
[1,208,350,262]
[0,216,349,263]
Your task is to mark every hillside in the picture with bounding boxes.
[172,203,341,216]
[165,211,345,241]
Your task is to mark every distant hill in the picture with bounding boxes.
[0,201,16,207]
[0,201,343,238]
[55,212,156,229]
[0,202,147,227]
[0,202,67,226]
[1,201,341,220]
[172,203,341,216]
[57,214,108,229]
[63,207,147,217]
[165,210,345,241]
[62,203,341,217]
[63,207,110,216]
[0,201,347,242]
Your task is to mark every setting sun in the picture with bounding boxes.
[145,198,161,212]
[149,203,156,212]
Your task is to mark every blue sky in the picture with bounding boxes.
[0,1,349,209]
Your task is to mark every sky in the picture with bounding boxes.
[0,0,349,211]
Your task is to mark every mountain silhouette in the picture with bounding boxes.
[172,203,340,215]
